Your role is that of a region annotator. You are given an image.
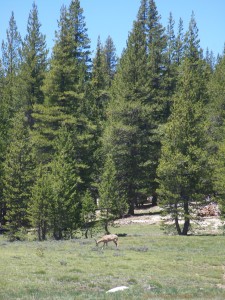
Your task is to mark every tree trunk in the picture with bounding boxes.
[85,228,88,239]
[104,220,110,234]
[152,191,158,206]
[182,200,190,235]
[175,216,182,235]
[174,203,182,235]
[128,200,135,215]
[182,219,190,235]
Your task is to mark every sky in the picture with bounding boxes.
[0,0,225,58]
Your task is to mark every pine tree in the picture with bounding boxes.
[29,126,81,240]
[48,126,81,239]
[163,12,178,117]
[42,1,96,196]
[145,0,168,197]
[157,14,212,235]
[0,13,23,225]
[0,59,7,225]
[3,110,34,239]
[80,190,96,238]
[84,35,117,199]
[184,12,201,62]
[205,48,215,72]
[207,55,225,143]
[102,0,168,214]
[103,12,151,215]
[207,55,225,213]
[42,0,92,126]
[157,57,211,235]
[29,166,53,241]
[146,0,167,120]
[174,18,185,65]
[103,36,118,86]
[68,0,91,80]
[91,36,107,119]
[21,2,48,109]
[34,4,77,167]
[1,11,22,114]
[89,36,117,128]
[99,154,127,233]
[43,0,91,111]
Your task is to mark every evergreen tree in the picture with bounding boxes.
[48,126,81,239]
[1,11,22,114]
[29,166,52,241]
[21,2,48,109]
[89,36,117,127]
[29,126,81,240]
[146,0,167,121]
[163,12,178,117]
[174,18,185,65]
[102,0,168,214]
[0,60,7,225]
[3,110,34,239]
[91,36,107,119]
[99,154,127,233]
[205,48,215,72]
[207,55,225,143]
[207,55,225,212]
[103,13,151,215]
[157,57,211,235]
[103,35,118,86]
[43,0,91,111]
[80,190,96,238]
[157,14,212,235]
[30,103,73,166]
[184,12,201,62]
[0,13,22,225]
[68,0,91,80]
[45,0,97,195]
[145,0,168,198]
[84,35,117,199]
[42,1,96,196]
[166,13,176,65]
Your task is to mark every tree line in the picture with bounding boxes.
[0,0,224,239]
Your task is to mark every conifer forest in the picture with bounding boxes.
[0,0,225,240]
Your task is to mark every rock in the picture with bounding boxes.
[106,286,129,293]
[198,203,220,217]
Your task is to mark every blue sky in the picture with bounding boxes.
[0,0,225,58]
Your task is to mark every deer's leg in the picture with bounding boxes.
[113,240,118,247]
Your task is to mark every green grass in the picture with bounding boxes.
[1,224,225,299]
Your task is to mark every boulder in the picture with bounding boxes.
[106,286,129,293]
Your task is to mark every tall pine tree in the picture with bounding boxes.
[157,15,211,235]
[0,13,22,225]
[1,11,22,114]
[207,54,225,214]
[99,154,127,233]
[21,2,48,109]
[3,110,34,239]
[102,2,152,215]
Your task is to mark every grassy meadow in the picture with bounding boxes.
[1,223,225,300]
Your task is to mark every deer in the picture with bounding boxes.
[95,234,118,248]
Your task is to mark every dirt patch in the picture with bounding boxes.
[114,205,224,234]
[114,205,163,225]
[114,214,162,226]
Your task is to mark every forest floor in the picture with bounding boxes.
[115,204,224,235]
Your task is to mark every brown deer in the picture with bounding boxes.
[95,234,118,248]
